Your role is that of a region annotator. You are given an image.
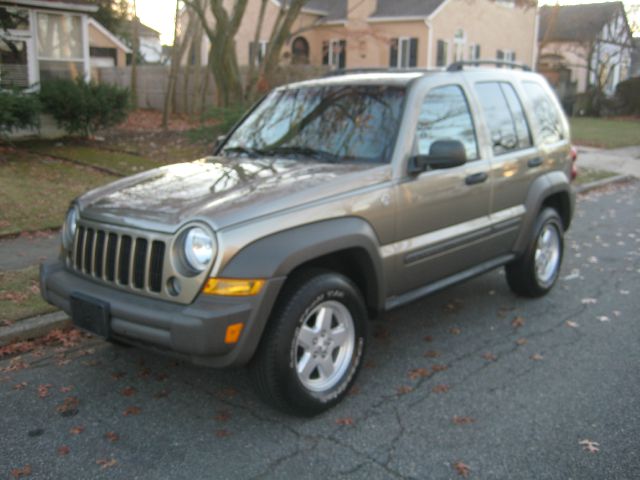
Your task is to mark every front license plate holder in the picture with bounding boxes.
[70,293,110,338]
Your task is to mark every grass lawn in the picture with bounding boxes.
[575,168,618,186]
[0,266,56,326]
[0,148,116,236]
[29,144,163,176]
[570,117,640,149]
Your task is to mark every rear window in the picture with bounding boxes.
[522,81,564,144]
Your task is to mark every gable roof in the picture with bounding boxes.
[370,0,447,19]
[123,18,160,38]
[0,0,98,13]
[538,2,625,43]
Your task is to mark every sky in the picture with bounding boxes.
[134,0,640,46]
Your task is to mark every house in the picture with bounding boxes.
[537,2,633,101]
[181,0,538,70]
[0,0,134,88]
[631,37,640,78]
[123,19,163,64]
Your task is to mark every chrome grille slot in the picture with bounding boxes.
[71,224,166,297]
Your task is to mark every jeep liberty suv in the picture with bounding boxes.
[41,62,576,416]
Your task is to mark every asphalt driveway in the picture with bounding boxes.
[1,181,639,479]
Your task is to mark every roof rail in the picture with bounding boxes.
[323,67,435,77]
[447,61,531,72]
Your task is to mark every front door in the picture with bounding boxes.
[390,83,493,295]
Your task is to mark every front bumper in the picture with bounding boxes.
[40,261,285,367]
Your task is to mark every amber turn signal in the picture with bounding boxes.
[202,278,265,296]
[225,323,244,344]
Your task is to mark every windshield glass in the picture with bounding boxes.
[223,85,406,163]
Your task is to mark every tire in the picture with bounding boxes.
[506,207,564,298]
[250,270,368,416]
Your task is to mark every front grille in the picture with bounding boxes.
[72,225,165,294]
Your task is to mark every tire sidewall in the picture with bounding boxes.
[277,274,367,412]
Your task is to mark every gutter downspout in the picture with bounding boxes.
[532,8,540,71]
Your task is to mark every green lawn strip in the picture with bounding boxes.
[29,144,162,176]
[0,266,57,326]
[570,117,640,149]
[574,168,618,186]
[0,149,116,236]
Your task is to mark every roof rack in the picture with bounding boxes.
[323,67,434,77]
[447,60,531,72]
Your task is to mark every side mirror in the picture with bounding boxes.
[214,135,226,154]
[408,140,467,174]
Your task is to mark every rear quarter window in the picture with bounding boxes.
[522,81,565,145]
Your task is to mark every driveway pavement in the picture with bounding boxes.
[1,181,639,479]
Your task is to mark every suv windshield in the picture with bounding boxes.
[222,85,406,164]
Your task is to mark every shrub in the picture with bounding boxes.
[0,90,40,134]
[615,77,640,115]
[39,78,130,137]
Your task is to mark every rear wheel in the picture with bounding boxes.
[506,208,564,297]
[250,271,367,416]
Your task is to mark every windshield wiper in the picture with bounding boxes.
[222,146,263,158]
[259,146,339,163]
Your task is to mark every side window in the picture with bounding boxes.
[474,82,532,155]
[417,85,478,161]
[522,81,564,144]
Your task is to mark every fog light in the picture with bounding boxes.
[202,278,264,296]
[167,277,182,296]
[225,323,244,344]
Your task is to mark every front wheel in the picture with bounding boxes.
[250,271,368,416]
[506,208,564,297]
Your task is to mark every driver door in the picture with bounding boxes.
[392,84,493,294]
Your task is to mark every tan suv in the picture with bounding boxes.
[41,62,576,415]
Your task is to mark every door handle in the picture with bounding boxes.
[465,172,488,185]
[528,157,543,168]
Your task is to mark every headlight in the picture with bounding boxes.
[183,227,215,272]
[62,207,79,250]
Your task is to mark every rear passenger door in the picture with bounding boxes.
[472,80,540,254]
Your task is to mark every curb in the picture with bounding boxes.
[576,174,635,194]
[0,311,70,347]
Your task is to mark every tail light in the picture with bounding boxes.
[570,146,578,181]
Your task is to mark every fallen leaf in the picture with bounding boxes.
[511,316,525,328]
[105,432,119,443]
[612,310,621,317]
[37,384,52,399]
[348,386,361,396]
[397,385,413,395]
[59,386,73,393]
[579,439,600,453]
[96,458,117,469]
[56,397,79,416]
[153,389,169,399]
[214,410,231,422]
[449,327,461,335]
[597,315,610,322]
[515,338,528,346]
[335,417,355,426]
[452,416,476,425]
[120,386,137,397]
[10,465,32,478]
[620,290,629,295]
[453,461,470,478]
[69,425,85,435]
[13,382,28,390]
[530,353,544,361]
[424,350,440,358]
[111,371,126,380]
[566,321,579,328]
[218,387,238,399]
[432,364,448,372]
[423,335,433,342]
[123,406,141,416]
[432,384,449,393]
[581,298,597,305]
[408,368,431,380]
[215,429,231,438]
[482,352,497,362]
[57,445,70,456]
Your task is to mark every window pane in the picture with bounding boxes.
[39,60,83,81]
[0,38,29,88]
[475,82,517,155]
[522,81,564,144]
[0,7,30,30]
[417,85,478,161]
[500,83,532,149]
[37,13,82,59]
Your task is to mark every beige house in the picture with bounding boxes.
[88,17,131,73]
[183,0,538,70]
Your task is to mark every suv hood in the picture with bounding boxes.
[78,157,388,232]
